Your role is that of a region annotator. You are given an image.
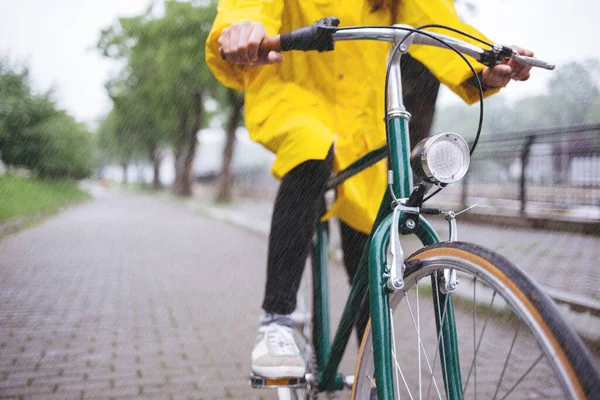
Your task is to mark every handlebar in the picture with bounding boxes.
[244,35,282,60]
[220,17,555,71]
[511,52,555,70]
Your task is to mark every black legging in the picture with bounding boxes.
[262,147,370,321]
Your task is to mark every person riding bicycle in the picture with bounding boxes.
[206,0,534,380]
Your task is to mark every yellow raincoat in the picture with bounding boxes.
[206,0,500,234]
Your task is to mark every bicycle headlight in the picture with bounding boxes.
[410,132,470,185]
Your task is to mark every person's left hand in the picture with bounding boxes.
[481,46,534,88]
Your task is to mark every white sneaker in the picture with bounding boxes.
[251,322,306,378]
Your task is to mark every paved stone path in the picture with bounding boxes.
[0,190,307,399]
[1,187,598,399]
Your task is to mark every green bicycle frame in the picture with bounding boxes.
[310,76,463,399]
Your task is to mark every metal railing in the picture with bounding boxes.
[459,124,600,220]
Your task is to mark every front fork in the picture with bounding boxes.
[372,37,462,397]
[369,206,464,400]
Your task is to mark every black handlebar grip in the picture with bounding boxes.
[279,16,340,52]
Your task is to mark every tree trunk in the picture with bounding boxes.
[215,90,244,202]
[173,91,204,197]
[172,132,195,197]
[401,54,441,146]
[121,163,128,184]
[151,146,162,190]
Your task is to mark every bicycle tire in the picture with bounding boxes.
[352,241,599,399]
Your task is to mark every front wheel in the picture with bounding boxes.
[352,242,599,399]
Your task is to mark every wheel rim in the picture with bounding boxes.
[353,254,583,400]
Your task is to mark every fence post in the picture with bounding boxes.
[461,171,468,210]
[462,140,473,210]
[520,136,535,216]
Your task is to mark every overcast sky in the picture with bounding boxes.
[1,0,599,127]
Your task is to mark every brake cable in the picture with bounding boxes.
[336,25,486,203]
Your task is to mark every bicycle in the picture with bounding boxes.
[237,17,600,399]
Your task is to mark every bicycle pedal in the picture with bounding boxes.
[249,373,307,389]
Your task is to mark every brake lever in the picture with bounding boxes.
[480,44,555,70]
[479,44,514,67]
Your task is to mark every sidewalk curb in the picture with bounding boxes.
[0,216,28,238]
[192,202,271,237]
[458,211,600,236]
[426,199,600,236]
[0,207,70,241]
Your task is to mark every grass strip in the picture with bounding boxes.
[0,175,89,222]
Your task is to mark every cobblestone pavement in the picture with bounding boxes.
[1,187,598,399]
[0,189,359,399]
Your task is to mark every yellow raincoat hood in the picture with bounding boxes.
[206,0,500,234]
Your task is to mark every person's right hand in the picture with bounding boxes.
[218,20,284,66]
[481,46,534,88]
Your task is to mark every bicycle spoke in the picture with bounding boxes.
[390,307,402,400]
[492,324,522,400]
[473,278,477,400]
[404,291,442,399]
[498,353,545,400]
[417,282,422,400]
[425,291,448,400]
[390,307,415,400]
[463,290,497,394]
[438,286,451,400]
[367,374,377,387]
[426,278,450,400]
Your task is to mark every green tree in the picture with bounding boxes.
[0,61,55,170]
[99,0,219,196]
[586,96,600,123]
[214,88,244,202]
[506,59,599,131]
[0,59,93,179]
[545,60,599,126]
[27,112,95,179]
[97,109,144,184]
[109,81,167,189]
[434,58,600,185]
[435,59,600,135]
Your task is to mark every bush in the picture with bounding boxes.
[0,60,94,180]
[26,113,95,179]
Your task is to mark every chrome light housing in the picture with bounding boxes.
[410,132,470,185]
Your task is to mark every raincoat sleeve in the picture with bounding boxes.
[398,0,502,104]
[205,0,284,92]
